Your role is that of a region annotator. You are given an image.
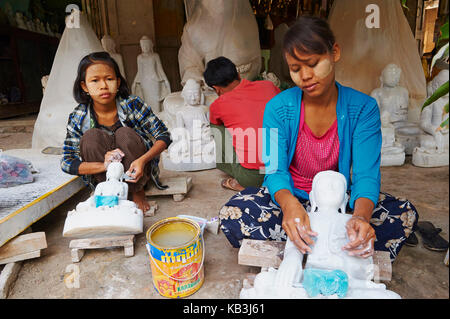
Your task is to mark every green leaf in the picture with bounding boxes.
[440,20,449,42]
[422,81,449,111]
[444,102,449,114]
[440,117,449,129]
[430,42,449,73]
[401,0,409,10]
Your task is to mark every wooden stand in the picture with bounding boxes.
[69,235,135,263]
[145,177,193,202]
[0,231,47,299]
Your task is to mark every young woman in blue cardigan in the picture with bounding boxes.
[219,16,418,261]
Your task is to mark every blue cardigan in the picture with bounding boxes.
[262,82,382,209]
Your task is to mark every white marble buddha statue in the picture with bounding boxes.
[101,35,126,79]
[371,64,422,154]
[412,70,449,167]
[178,0,261,86]
[240,171,400,299]
[63,162,143,238]
[132,36,171,113]
[163,79,216,171]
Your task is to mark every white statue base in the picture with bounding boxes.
[62,204,143,238]
[412,147,449,168]
[395,124,422,155]
[62,162,144,238]
[240,267,400,299]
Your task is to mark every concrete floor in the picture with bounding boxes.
[0,116,448,299]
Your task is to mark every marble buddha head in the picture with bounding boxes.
[381,64,402,88]
[428,69,449,97]
[106,162,125,181]
[140,36,154,54]
[309,171,348,214]
[181,79,203,106]
[101,35,117,53]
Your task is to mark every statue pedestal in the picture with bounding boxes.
[381,152,406,167]
[395,125,422,155]
[412,148,449,167]
[62,204,143,238]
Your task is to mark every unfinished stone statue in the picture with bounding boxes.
[101,35,126,79]
[240,171,401,299]
[32,10,104,150]
[380,111,406,166]
[269,23,290,83]
[412,70,449,167]
[370,64,422,154]
[63,162,143,238]
[162,79,216,171]
[178,0,261,85]
[132,36,171,113]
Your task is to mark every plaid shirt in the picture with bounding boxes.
[61,95,171,177]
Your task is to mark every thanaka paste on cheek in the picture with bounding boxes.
[313,58,333,80]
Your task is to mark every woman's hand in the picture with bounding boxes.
[125,157,146,183]
[342,215,376,258]
[277,190,318,254]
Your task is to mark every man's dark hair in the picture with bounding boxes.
[73,51,130,104]
[283,16,336,60]
[203,56,239,88]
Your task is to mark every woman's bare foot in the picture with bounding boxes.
[132,189,150,212]
[221,177,245,192]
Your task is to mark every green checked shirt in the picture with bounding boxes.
[61,95,172,178]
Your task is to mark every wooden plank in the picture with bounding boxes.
[69,235,134,250]
[0,232,47,260]
[238,239,285,269]
[0,250,41,265]
[0,262,22,299]
[145,177,192,197]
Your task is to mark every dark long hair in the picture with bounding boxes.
[73,51,130,104]
[283,16,336,60]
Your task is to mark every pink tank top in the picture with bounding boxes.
[289,102,340,194]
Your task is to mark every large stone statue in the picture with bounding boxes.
[101,35,126,79]
[412,70,449,167]
[132,36,171,113]
[370,64,422,155]
[62,162,143,238]
[162,79,216,171]
[178,0,261,85]
[269,23,290,83]
[240,171,401,299]
[32,9,104,150]
[328,0,427,122]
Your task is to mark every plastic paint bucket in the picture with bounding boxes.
[146,217,205,298]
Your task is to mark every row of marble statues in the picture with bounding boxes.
[371,64,448,168]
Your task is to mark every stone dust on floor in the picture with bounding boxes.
[0,118,448,299]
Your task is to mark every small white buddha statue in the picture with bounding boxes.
[132,36,171,113]
[62,162,143,238]
[371,64,422,154]
[163,79,216,171]
[240,171,400,299]
[101,35,126,79]
[380,111,406,166]
[412,70,449,167]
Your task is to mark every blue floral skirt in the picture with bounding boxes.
[219,187,419,261]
